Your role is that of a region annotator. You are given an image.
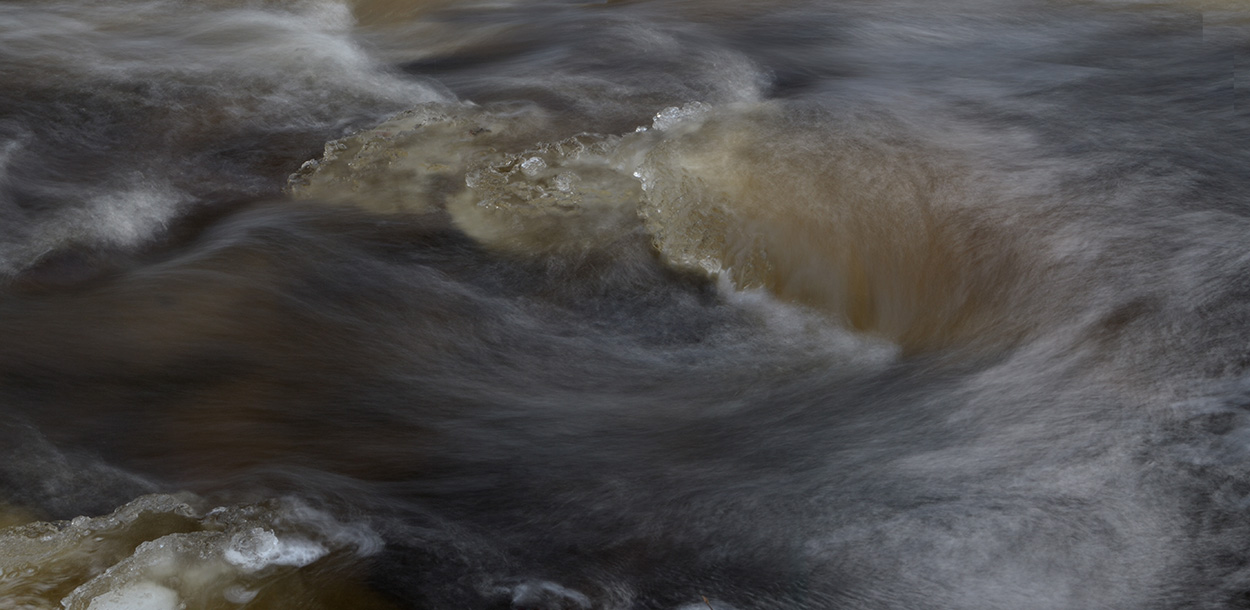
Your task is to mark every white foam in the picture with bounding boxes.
[278,499,384,557]
[223,527,328,572]
[223,585,258,604]
[79,186,176,247]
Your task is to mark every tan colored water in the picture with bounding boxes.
[291,101,1049,353]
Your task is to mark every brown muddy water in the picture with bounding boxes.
[1,0,1250,608]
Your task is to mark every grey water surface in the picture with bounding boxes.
[1,1,1249,609]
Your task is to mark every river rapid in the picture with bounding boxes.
[1,0,1249,608]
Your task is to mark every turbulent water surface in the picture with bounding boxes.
[1,0,1250,608]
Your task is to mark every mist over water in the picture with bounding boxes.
[1,0,1250,608]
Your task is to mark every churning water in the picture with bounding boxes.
[1,0,1249,608]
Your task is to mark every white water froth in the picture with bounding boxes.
[713,273,901,369]
[0,0,455,277]
[0,0,447,115]
[224,527,327,572]
[76,186,177,248]
[0,183,180,277]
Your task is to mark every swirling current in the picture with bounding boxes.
[2,0,1250,608]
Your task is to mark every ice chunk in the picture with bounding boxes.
[553,172,578,193]
[84,582,180,610]
[651,102,710,131]
[520,156,547,176]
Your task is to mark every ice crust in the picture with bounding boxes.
[650,102,711,131]
[284,101,719,261]
[0,494,381,610]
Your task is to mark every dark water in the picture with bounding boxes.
[2,0,1250,608]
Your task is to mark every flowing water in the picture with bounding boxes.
[1,0,1249,608]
